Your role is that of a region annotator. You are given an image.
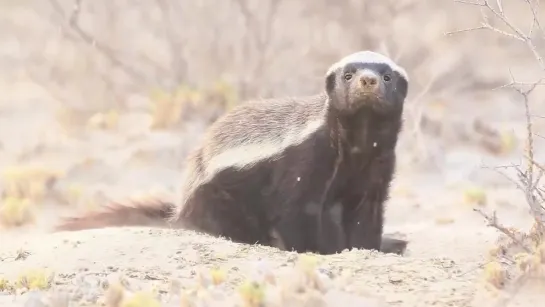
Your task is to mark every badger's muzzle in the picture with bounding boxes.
[358,70,380,94]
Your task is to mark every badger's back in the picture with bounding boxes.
[171,93,329,220]
[202,94,327,159]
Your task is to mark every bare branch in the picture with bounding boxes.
[474,208,532,253]
[523,0,543,37]
[453,0,485,6]
[232,0,283,98]
[449,0,545,70]
[445,26,487,36]
[534,133,545,140]
[481,162,525,191]
[495,0,504,15]
[452,3,545,297]
[47,0,149,85]
[155,0,188,87]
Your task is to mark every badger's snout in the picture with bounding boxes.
[358,70,381,94]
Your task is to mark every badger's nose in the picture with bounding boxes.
[360,71,379,91]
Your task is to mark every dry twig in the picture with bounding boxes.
[449,4,545,302]
[450,0,545,229]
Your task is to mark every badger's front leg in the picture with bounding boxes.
[342,189,384,252]
[341,152,407,255]
[380,237,408,255]
[342,197,407,255]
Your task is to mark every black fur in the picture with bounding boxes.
[55,51,409,256]
[175,57,409,254]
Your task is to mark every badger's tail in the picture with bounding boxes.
[54,200,177,232]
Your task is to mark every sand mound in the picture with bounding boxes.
[0,227,483,307]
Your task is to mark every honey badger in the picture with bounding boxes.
[56,51,410,255]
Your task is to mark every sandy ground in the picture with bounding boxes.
[0,79,543,307]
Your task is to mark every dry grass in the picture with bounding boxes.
[1,166,63,201]
[0,253,381,307]
[148,81,238,130]
[0,197,35,228]
[0,268,54,294]
[2,0,540,173]
[463,186,489,207]
[449,0,545,304]
[86,109,120,131]
[0,166,63,228]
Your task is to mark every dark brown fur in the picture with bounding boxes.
[55,51,409,255]
[55,201,175,231]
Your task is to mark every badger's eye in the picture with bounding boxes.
[383,74,392,82]
[344,73,353,81]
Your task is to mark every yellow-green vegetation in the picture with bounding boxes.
[148,84,198,129]
[0,197,34,228]
[462,186,487,207]
[54,106,91,135]
[435,217,455,225]
[2,166,63,201]
[209,267,227,286]
[59,182,101,212]
[484,221,545,291]
[0,277,13,292]
[99,280,164,307]
[15,268,54,291]
[64,183,84,205]
[86,109,120,130]
[0,269,54,294]
[97,254,334,307]
[238,281,266,307]
[211,80,238,108]
[475,123,519,156]
[0,165,64,229]
[498,130,517,155]
[483,261,507,290]
[451,0,545,297]
[120,291,162,307]
[149,80,238,130]
[103,281,126,307]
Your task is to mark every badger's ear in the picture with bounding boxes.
[325,70,336,94]
[395,73,409,102]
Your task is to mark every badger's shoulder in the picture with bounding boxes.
[174,93,329,213]
[198,93,327,168]
[177,93,325,181]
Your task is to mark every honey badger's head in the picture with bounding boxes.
[325,51,409,115]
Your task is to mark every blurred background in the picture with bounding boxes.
[0,0,544,236]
